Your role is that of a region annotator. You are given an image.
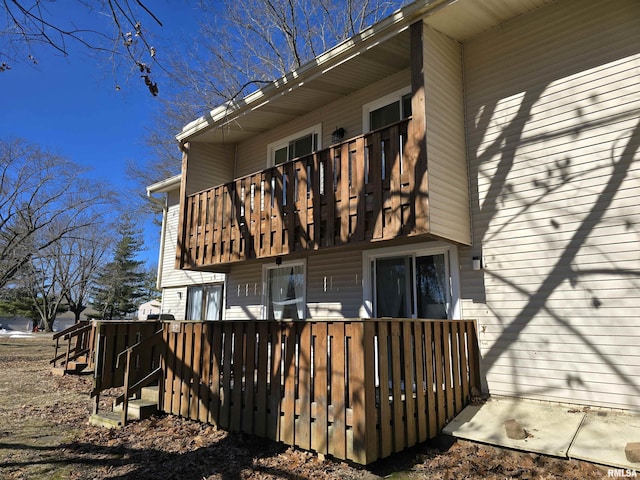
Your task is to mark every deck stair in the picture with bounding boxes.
[89,324,164,428]
[90,385,159,428]
[51,355,90,376]
[50,322,95,376]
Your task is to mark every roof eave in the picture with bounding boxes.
[147,174,182,195]
[175,0,447,143]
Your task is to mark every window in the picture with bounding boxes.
[268,124,322,167]
[362,243,460,319]
[186,283,224,320]
[363,87,412,132]
[263,261,306,320]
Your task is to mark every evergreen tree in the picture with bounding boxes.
[91,220,145,320]
[0,285,39,330]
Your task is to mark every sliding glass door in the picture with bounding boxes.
[369,246,453,319]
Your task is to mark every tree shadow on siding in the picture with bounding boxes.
[467,22,640,404]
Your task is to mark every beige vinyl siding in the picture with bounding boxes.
[422,23,471,245]
[160,286,188,320]
[306,248,363,318]
[461,0,640,410]
[186,142,235,194]
[160,191,225,288]
[234,69,411,178]
[224,261,264,320]
[224,248,364,320]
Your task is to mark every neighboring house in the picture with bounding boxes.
[170,0,639,415]
[147,175,226,320]
[1,312,76,332]
[137,299,161,320]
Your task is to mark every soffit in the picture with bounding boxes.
[187,29,413,144]
[424,0,556,41]
[182,0,556,145]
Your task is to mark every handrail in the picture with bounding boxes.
[115,328,163,369]
[115,329,164,426]
[50,322,92,368]
[52,320,88,340]
[50,345,91,366]
[90,321,162,418]
[116,367,163,425]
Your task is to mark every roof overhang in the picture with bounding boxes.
[147,174,181,196]
[176,0,555,145]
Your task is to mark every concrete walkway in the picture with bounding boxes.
[443,397,640,470]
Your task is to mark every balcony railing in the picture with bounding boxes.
[178,118,429,268]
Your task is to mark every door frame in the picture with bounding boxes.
[360,241,461,319]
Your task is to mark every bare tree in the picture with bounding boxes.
[61,227,112,323]
[0,138,110,290]
[0,0,162,94]
[19,233,68,331]
[172,0,407,111]
[17,221,112,331]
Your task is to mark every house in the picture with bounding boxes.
[106,0,640,464]
[136,299,161,320]
[147,175,226,320]
[174,0,639,414]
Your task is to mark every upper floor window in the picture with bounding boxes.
[268,124,322,167]
[363,87,412,132]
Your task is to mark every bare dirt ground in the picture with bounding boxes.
[0,334,610,479]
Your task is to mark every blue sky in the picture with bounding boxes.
[0,2,200,266]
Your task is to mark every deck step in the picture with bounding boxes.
[51,363,90,376]
[113,399,158,420]
[141,385,160,403]
[89,412,122,428]
[66,361,88,372]
[51,366,67,377]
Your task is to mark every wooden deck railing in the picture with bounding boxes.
[161,319,479,464]
[90,320,162,414]
[51,321,95,370]
[178,119,430,269]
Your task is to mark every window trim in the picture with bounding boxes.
[360,242,461,320]
[362,86,411,133]
[262,259,307,320]
[267,124,322,167]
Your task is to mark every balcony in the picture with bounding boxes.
[177,118,432,269]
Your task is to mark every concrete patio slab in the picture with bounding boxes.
[444,396,640,471]
[569,411,640,470]
[443,397,585,457]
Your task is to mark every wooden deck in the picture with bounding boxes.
[177,119,432,269]
[89,318,479,464]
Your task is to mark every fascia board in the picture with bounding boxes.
[146,174,182,195]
